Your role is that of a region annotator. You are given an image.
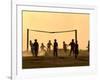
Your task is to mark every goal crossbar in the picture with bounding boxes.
[30,29,76,33]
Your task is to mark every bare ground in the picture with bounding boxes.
[22,50,89,69]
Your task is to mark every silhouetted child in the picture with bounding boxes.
[33,39,39,57]
[63,41,68,55]
[30,40,34,56]
[69,39,75,56]
[47,40,52,53]
[75,41,79,59]
[40,43,47,55]
[53,39,58,57]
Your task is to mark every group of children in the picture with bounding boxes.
[30,39,79,59]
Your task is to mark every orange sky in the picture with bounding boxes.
[22,11,89,51]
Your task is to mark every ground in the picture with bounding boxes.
[22,49,89,69]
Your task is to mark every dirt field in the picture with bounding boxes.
[22,50,89,69]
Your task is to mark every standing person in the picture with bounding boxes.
[30,40,34,56]
[74,41,79,59]
[40,43,47,56]
[47,40,52,53]
[53,39,58,57]
[69,39,75,56]
[63,41,67,54]
[33,39,39,57]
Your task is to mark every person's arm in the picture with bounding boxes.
[44,46,47,49]
[57,43,58,48]
[50,43,53,47]
[44,45,46,48]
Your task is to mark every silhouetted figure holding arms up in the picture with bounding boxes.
[69,39,75,56]
[63,41,67,54]
[53,39,58,57]
[47,40,52,53]
[74,41,79,59]
[30,40,34,56]
[33,39,39,57]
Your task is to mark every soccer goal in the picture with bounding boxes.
[26,28,77,51]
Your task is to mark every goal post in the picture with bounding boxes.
[27,29,29,51]
[26,28,77,51]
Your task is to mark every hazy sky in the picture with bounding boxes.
[22,11,89,51]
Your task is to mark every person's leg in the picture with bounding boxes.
[65,49,67,56]
[31,48,34,56]
[49,48,51,53]
[54,52,56,56]
[36,50,38,57]
[75,53,77,59]
[72,49,75,56]
[36,52,37,57]
[48,48,50,54]
[63,49,65,53]
[34,50,37,57]
[76,50,79,59]
[75,53,78,59]
[69,49,72,56]
[75,50,78,59]
[65,49,66,53]
[64,49,67,54]
[74,50,76,59]
[34,51,36,57]
[55,50,57,57]
[44,49,47,56]
[31,48,32,53]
